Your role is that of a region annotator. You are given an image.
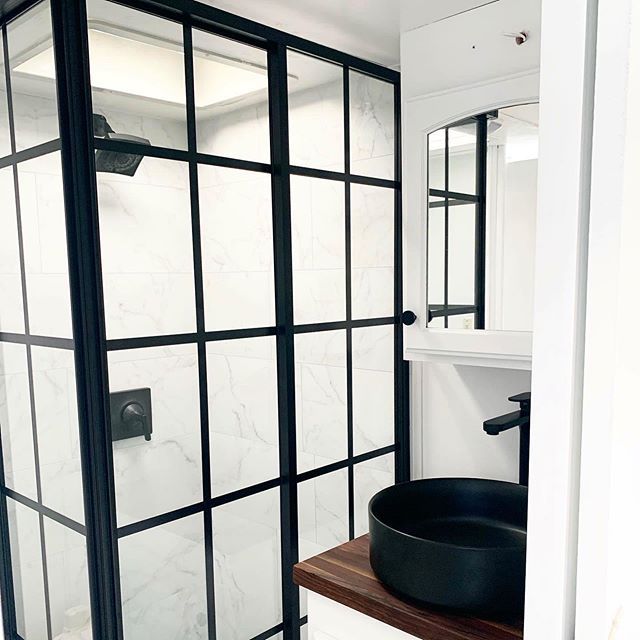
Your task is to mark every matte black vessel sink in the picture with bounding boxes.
[369,478,527,614]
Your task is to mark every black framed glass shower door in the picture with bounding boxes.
[0,1,407,639]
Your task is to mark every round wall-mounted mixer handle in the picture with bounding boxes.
[401,310,417,326]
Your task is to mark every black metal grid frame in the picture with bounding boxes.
[0,1,408,639]
[426,114,490,329]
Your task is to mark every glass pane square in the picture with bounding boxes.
[0,29,11,158]
[350,184,394,319]
[193,30,270,163]
[97,156,196,339]
[287,51,343,171]
[32,346,85,524]
[349,71,394,180]
[291,176,345,324]
[0,167,24,333]
[199,165,275,331]
[44,517,92,639]
[87,0,187,151]
[352,326,394,460]
[8,500,47,639]
[427,129,445,192]
[354,454,394,537]
[448,203,476,305]
[213,489,281,639]
[448,123,477,195]
[427,207,445,314]
[119,515,208,640]
[207,337,279,497]
[7,0,60,152]
[0,343,37,499]
[108,344,202,527]
[18,152,73,338]
[295,331,347,472]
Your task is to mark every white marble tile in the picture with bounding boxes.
[350,184,394,269]
[9,91,59,153]
[352,325,394,372]
[8,500,48,640]
[295,330,346,368]
[349,71,395,180]
[0,77,10,157]
[108,344,202,526]
[352,368,394,471]
[293,270,345,325]
[0,275,25,334]
[40,458,86,525]
[0,343,37,499]
[0,167,20,274]
[351,267,394,319]
[44,517,92,638]
[119,515,208,640]
[353,456,394,537]
[213,489,282,639]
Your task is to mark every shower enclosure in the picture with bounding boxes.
[0,1,406,639]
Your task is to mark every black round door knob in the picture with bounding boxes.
[402,310,417,326]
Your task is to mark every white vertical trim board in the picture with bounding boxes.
[524,0,598,637]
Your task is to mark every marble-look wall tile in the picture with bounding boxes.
[31,346,86,523]
[352,326,394,472]
[18,153,73,338]
[295,332,347,472]
[44,517,92,637]
[0,167,24,333]
[0,343,37,499]
[8,500,48,640]
[207,337,279,496]
[0,76,10,157]
[349,71,395,180]
[97,158,196,339]
[108,344,202,526]
[213,489,281,639]
[119,515,208,640]
[353,455,394,537]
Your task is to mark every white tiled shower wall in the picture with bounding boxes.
[0,72,396,640]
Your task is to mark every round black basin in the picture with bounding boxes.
[369,478,527,614]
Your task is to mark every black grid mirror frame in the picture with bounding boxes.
[0,1,408,639]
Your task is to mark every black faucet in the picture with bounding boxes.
[483,392,530,486]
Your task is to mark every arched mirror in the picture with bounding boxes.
[426,103,539,331]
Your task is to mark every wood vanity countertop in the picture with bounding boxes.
[293,535,524,640]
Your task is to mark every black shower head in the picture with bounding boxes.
[93,114,150,177]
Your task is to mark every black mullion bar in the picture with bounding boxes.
[297,445,396,483]
[393,80,409,483]
[182,21,217,640]
[343,65,354,541]
[0,138,61,169]
[428,304,477,320]
[474,116,488,330]
[0,333,74,349]
[3,22,52,640]
[3,488,86,535]
[289,164,397,190]
[444,128,449,328]
[250,622,285,640]
[429,198,477,209]
[429,188,479,202]
[50,2,124,639]
[267,42,299,640]
[293,317,394,334]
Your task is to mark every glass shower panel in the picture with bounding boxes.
[86,0,187,151]
[108,344,202,527]
[7,499,48,639]
[193,29,270,163]
[0,343,36,499]
[0,29,10,157]
[349,71,394,180]
[96,156,196,339]
[287,51,343,171]
[207,337,279,497]
[0,166,24,333]
[119,514,208,640]
[354,453,394,537]
[31,346,85,524]
[199,165,275,331]
[212,488,282,639]
[6,0,60,151]
[352,325,394,458]
[351,183,395,319]
[290,175,345,324]
[295,330,347,472]
[44,517,92,639]
[17,152,73,338]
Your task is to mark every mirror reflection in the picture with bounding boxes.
[426,103,538,331]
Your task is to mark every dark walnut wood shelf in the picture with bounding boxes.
[293,535,523,640]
